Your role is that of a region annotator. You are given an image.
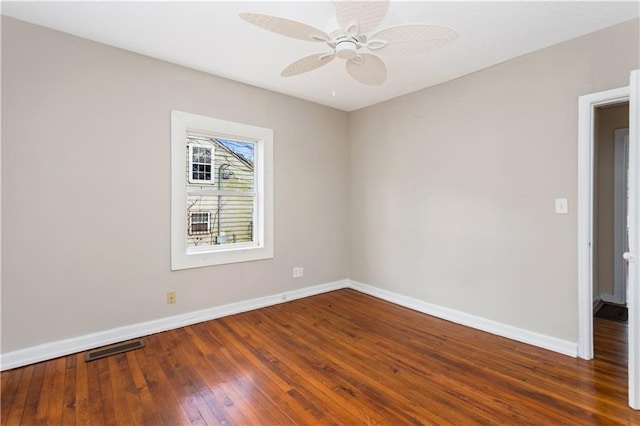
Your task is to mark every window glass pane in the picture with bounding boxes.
[187,195,254,249]
[215,194,255,245]
[215,139,255,191]
[186,193,254,248]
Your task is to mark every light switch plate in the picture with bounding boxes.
[555,198,568,214]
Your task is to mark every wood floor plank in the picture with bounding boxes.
[154,332,211,425]
[2,366,32,426]
[205,319,349,425]
[2,289,639,425]
[236,309,454,425]
[73,353,91,426]
[0,367,20,421]
[44,358,66,425]
[197,322,283,425]
[18,362,46,425]
[181,325,264,424]
[284,294,538,421]
[96,358,118,426]
[331,291,630,422]
[125,350,163,425]
[62,356,77,425]
[288,297,555,424]
[33,360,54,424]
[86,359,107,425]
[168,328,235,425]
[209,324,317,425]
[130,342,194,425]
[106,355,136,425]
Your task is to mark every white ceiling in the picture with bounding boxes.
[2,1,638,111]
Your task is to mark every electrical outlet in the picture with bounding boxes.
[293,267,304,278]
[167,291,176,304]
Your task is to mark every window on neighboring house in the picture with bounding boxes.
[171,110,273,270]
[188,144,214,184]
[189,211,211,235]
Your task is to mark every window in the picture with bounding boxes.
[189,211,211,235]
[171,110,273,270]
[188,144,214,184]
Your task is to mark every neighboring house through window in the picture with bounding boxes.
[171,110,273,270]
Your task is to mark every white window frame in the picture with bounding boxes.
[188,211,211,235]
[188,143,215,184]
[171,110,273,270]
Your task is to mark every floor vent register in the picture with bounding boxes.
[84,339,145,362]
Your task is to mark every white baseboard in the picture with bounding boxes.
[2,278,579,370]
[347,280,577,357]
[0,280,348,371]
[594,296,604,313]
[600,293,625,305]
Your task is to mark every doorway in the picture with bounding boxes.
[577,70,640,410]
[593,103,629,317]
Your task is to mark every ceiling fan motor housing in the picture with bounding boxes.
[335,36,358,59]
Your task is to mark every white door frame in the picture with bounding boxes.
[613,128,629,305]
[577,70,639,410]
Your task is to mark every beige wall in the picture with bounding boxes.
[348,19,639,342]
[595,104,630,298]
[1,17,349,353]
[2,15,639,356]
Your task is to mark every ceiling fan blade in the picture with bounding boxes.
[336,0,390,35]
[346,53,386,85]
[281,52,335,77]
[240,13,329,42]
[368,24,459,55]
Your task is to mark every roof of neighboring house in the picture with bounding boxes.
[215,139,254,170]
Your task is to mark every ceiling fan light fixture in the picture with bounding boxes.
[335,39,358,59]
[239,0,458,86]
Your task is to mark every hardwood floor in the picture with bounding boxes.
[2,289,639,425]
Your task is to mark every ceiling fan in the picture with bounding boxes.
[239,1,458,86]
